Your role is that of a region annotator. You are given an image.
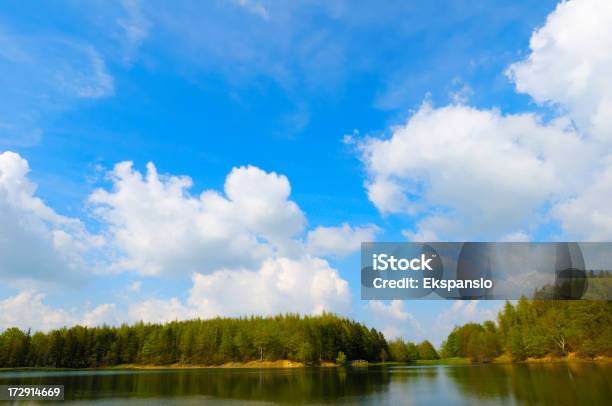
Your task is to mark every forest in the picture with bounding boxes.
[0,300,610,368]
[0,313,388,368]
[439,299,612,362]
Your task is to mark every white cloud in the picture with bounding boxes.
[499,230,531,242]
[505,0,612,239]
[369,300,413,321]
[81,303,120,327]
[553,157,612,240]
[127,255,351,323]
[360,104,587,240]
[90,160,369,278]
[0,153,359,325]
[0,290,122,331]
[224,165,305,242]
[307,223,379,257]
[507,0,612,140]
[88,161,356,320]
[0,291,74,331]
[367,300,423,340]
[187,256,350,317]
[89,162,306,276]
[365,177,411,215]
[0,151,97,283]
[129,297,197,324]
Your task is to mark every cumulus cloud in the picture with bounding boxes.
[81,303,121,327]
[360,104,587,240]
[0,291,74,331]
[367,300,423,340]
[189,256,350,317]
[0,151,98,283]
[0,153,361,325]
[507,0,612,141]
[129,298,197,324]
[553,157,612,240]
[128,255,350,323]
[89,162,305,276]
[307,223,379,257]
[88,161,356,319]
[506,0,612,239]
[369,300,413,321]
[90,160,371,277]
[0,290,121,331]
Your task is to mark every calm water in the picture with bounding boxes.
[0,363,610,405]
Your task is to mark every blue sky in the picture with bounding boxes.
[1,0,611,346]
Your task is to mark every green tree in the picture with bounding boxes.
[406,342,419,361]
[417,340,438,360]
[388,339,409,362]
[335,351,347,365]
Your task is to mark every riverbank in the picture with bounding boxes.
[109,360,308,369]
[493,353,612,364]
[2,355,610,372]
[0,360,306,371]
[428,354,612,365]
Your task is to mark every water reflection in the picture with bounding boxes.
[444,363,611,406]
[0,363,609,405]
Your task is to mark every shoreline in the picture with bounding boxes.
[1,356,610,372]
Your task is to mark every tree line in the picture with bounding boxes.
[387,339,439,362]
[440,299,612,362]
[0,313,389,368]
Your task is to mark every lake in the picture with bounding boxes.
[0,363,610,405]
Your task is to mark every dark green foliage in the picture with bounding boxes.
[417,340,439,360]
[0,313,387,368]
[441,321,501,362]
[497,299,612,360]
[0,328,29,367]
[387,339,409,362]
[441,299,612,362]
[335,351,347,365]
[387,338,433,362]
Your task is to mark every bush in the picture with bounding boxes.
[335,351,347,365]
